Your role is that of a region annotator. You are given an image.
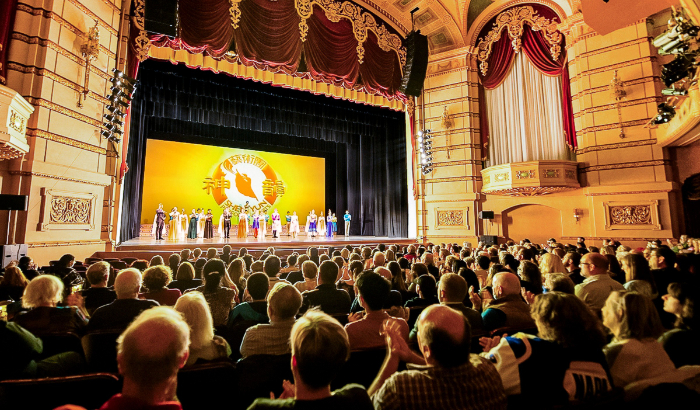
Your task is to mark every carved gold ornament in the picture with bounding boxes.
[476,6,562,75]
[437,210,464,226]
[609,205,652,225]
[50,196,92,224]
[230,0,243,29]
[9,110,25,133]
[133,0,151,62]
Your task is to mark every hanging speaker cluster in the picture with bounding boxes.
[417,129,433,175]
[102,68,136,143]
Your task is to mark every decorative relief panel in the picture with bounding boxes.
[565,169,576,180]
[494,172,510,182]
[603,200,661,231]
[434,207,470,230]
[542,169,560,178]
[8,110,25,133]
[40,189,97,231]
[515,170,535,179]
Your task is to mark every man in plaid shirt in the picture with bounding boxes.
[368,305,506,410]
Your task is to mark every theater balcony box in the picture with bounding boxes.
[480,160,581,196]
[656,84,700,148]
[0,85,33,160]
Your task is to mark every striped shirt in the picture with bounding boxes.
[372,355,507,410]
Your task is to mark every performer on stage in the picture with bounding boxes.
[204,209,214,239]
[309,210,317,237]
[222,208,232,239]
[252,210,260,238]
[344,210,351,236]
[168,207,179,241]
[188,209,198,239]
[285,211,291,236]
[260,212,268,239]
[238,209,248,238]
[271,209,282,238]
[179,208,188,240]
[326,211,333,237]
[197,208,206,238]
[290,211,300,239]
[305,211,311,235]
[152,203,166,240]
[318,211,326,237]
[332,213,338,237]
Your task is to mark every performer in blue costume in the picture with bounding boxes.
[344,210,351,236]
[326,210,333,237]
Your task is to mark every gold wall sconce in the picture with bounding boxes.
[573,208,583,223]
[78,22,100,108]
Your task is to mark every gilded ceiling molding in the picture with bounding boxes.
[10,33,111,80]
[476,6,562,75]
[26,128,107,155]
[27,239,106,248]
[579,160,670,173]
[293,0,406,66]
[16,3,116,59]
[24,97,103,128]
[65,0,118,37]
[132,0,151,62]
[7,63,110,105]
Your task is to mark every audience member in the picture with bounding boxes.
[228,272,269,326]
[544,273,575,294]
[240,283,302,358]
[0,265,29,301]
[369,305,507,409]
[13,275,88,335]
[517,260,543,295]
[264,255,289,290]
[575,253,625,317]
[53,254,82,291]
[300,260,352,315]
[185,259,236,327]
[658,283,700,367]
[140,265,181,306]
[81,262,116,315]
[248,310,373,409]
[88,269,159,332]
[404,274,438,308]
[174,292,231,366]
[17,256,40,281]
[472,272,535,331]
[96,306,190,409]
[562,251,584,285]
[168,253,180,275]
[227,258,247,296]
[345,271,408,350]
[295,260,318,293]
[168,262,202,294]
[149,255,164,266]
[130,259,149,272]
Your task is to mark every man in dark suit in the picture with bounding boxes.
[300,261,351,315]
[88,268,159,332]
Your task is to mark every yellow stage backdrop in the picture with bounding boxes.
[141,140,325,223]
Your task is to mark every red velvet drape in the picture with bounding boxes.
[0,0,18,84]
[478,4,577,151]
[179,0,233,57]
[305,6,359,87]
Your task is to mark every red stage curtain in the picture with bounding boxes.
[234,0,302,72]
[0,0,18,84]
[178,0,233,58]
[304,6,359,88]
[359,31,402,97]
[481,34,516,89]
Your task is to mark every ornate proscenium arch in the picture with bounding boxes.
[475,5,563,75]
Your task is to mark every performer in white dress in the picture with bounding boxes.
[290,211,300,239]
[197,209,206,238]
[179,208,188,240]
[260,212,267,239]
[318,211,326,237]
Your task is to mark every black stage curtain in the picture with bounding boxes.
[121,60,408,242]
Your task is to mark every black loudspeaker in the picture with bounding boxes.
[479,211,495,220]
[479,235,498,246]
[399,31,429,97]
[144,0,178,37]
[0,195,29,211]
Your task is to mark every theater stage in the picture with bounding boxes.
[96,235,415,260]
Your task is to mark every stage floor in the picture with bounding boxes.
[115,235,414,252]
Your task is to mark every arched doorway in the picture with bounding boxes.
[682,173,700,237]
[502,204,562,245]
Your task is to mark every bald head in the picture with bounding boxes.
[581,252,609,278]
[423,252,435,266]
[417,305,470,367]
[115,268,142,299]
[373,252,386,267]
[493,272,521,298]
[438,273,468,303]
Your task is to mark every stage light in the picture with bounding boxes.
[653,10,700,56]
[661,53,697,87]
[417,130,423,137]
[106,105,125,117]
[103,114,124,126]
[662,88,688,96]
[652,103,676,125]
[111,68,137,85]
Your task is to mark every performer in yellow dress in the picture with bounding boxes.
[318,211,326,236]
[168,207,179,241]
[238,210,248,238]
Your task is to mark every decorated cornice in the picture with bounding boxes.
[24,97,103,128]
[26,128,107,155]
[576,139,656,155]
[65,0,118,37]
[10,170,111,186]
[7,62,110,105]
[476,6,562,76]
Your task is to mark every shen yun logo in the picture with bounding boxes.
[203,154,286,213]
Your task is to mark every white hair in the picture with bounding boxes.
[174,291,214,350]
[22,275,63,309]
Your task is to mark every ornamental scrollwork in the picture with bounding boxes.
[476,6,562,75]
[132,0,151,62]
[296,0,313,42]
[50,196,92,224]
[437,210,463,226]
[230,0,243,29]
[9,110,26,133]
[609,206,652,225]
